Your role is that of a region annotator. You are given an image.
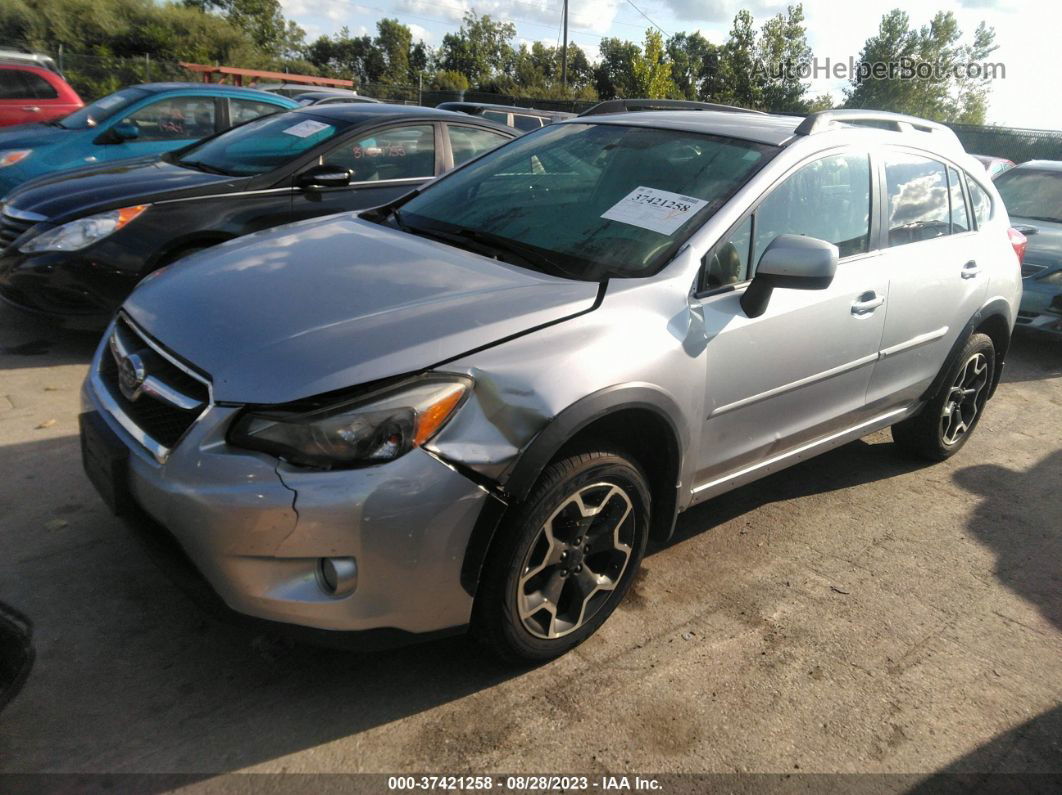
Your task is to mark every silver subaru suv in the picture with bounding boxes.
[80,107,1024,661]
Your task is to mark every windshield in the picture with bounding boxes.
[995,168,1062,223]
[57,87,149,129]
[395,122,774,280]
[176,111,352,176]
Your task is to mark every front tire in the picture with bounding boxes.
[473,449,651,663]
[892,332,995,460]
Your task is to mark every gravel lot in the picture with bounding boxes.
[0,302,1059,786]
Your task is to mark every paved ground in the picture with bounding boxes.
[0,302,1059,785]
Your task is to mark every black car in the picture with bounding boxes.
[434,102,573,131]
[293,90,382,106]
[0,104,514,327]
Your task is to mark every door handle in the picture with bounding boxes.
[851,291,885,316]
[961,260,980,279]
[21,106,41,112]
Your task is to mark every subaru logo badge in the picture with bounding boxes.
[118,353,147,401]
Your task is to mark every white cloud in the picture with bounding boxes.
[659,0,788,24]
[408,23,437,46]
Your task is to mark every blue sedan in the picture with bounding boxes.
[0,82,297,197]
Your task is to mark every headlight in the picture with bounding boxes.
[229,375,472,468]
[20,204,150,253]
[1039,269,1062,285]
[0,150,31,168]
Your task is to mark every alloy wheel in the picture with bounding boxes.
[941,351,990,446]
[517,482,636,640]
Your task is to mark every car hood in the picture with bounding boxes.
[124,215,599,404]
[0,122,73,151]
[1012,216,1062,266]
[3,157,237,221]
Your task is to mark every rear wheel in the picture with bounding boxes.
[892,332,995,460]
[473,449,650,663]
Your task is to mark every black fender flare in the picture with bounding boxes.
[921,297,1013,405]
[459,383,688,596]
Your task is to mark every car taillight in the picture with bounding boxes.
[1008,227,1027,266]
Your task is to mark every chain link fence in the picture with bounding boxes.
[946,123,1062,163]
[49,52,1062,161]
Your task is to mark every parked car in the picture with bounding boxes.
[0,82,297,197]
[0,63,82,128]
[294,90,381,106]
[0,104,514,326]
[994,160,1062,336]
[971,154,1015,179]
[0,49,61,74]
[435,101,573,131]
[79,108,1022,662]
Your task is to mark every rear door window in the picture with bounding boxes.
[229,98,284,125]
[513,114,543,131]
[22,71,58,99]
[967,178,992,228]
[482,110,509,124]
[448,125,510,166]
[884,153,951,246]
[948,167,970,233]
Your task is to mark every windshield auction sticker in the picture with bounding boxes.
[281,120,333,138]
[601,186,709,235]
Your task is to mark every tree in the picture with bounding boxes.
[430,69,469,92]
[667,31,717,101]
[715,10,762,109]
[306,28,384,86]
[185,0,295,57]
[845,9,997,124]
[755,4,812,112]
[595,37,641,98]
[436,12,515,88]
[375,18,411,85]
[631,29,677,99]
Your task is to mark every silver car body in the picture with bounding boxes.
[81,110,1023,639]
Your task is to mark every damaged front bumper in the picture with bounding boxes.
[81,375,492,637]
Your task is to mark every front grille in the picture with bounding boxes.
[98,314,211,454]
[0,211,36,250]
[1021,262,1047,279]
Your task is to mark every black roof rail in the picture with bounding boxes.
[579,98,767,117]
[795,109,960,143]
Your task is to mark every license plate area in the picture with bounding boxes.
[79,411,133,515]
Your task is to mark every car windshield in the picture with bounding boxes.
[175,111,352,176]
[394,122,774,280]
[57,87,150,129]
[995,168,1062,223]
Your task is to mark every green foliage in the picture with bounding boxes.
[844,9,998,124]
[755,4,813,113]
[436,12,515,89]
[667,31,717,101]
[430,69,469,92]
[631,29,678,99]
[595,37,641,98]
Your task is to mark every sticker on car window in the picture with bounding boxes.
[281,120,333,138]
[601,186,709,235]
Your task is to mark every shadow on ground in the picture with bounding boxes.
[1001,332,1061,384]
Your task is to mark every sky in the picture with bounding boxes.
[279,0,1060,130]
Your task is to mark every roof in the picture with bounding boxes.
[131,82,291,99]
[569,110,801,146]
[293,102,514,130]
[179,62,353,88]
[436,101,574,119]
[1012,160,1062,171]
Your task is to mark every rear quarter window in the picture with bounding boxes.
[967,177,992,228]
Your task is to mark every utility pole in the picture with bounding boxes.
[561,0,569,88]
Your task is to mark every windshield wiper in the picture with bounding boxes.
[179,160,233,176]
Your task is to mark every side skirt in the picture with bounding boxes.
[688,405,919,506]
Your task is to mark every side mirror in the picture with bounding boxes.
[111,122,140,141]
[297,164,351,190]
[97,122,140,144]
[740,234,838,318]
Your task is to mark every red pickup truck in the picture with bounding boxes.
[0,63,83,127]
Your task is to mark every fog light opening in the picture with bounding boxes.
[317,557,357,597]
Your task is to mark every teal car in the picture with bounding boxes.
[0,82,296,197]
